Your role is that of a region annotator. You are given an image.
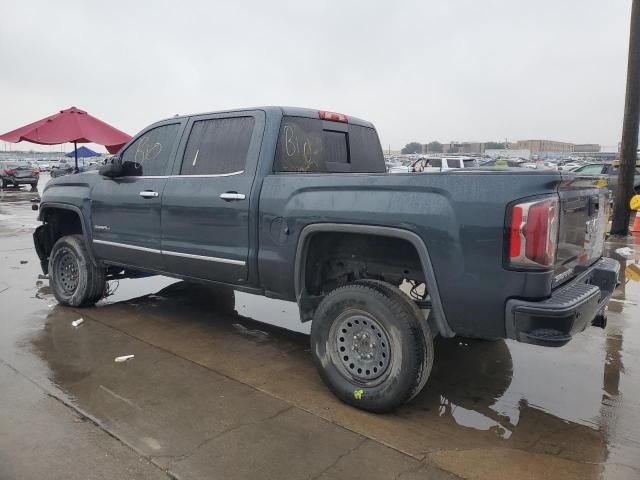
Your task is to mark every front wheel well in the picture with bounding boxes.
[298,231,427,321]
[34,207,88,273]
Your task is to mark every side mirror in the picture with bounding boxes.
[99,156,123,178]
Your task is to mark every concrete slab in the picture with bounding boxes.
[0,362,169,480]
[168,407,365,480]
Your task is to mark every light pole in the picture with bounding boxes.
[612,0,640,235]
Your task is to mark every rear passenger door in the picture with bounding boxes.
[161,111,264,284]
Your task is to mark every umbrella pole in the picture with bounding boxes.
[74,141,78,172]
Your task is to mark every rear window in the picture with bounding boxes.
[274,116,385,173]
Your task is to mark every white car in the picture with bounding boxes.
[412,156,479,172]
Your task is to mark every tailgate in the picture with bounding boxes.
[553,174,609,287]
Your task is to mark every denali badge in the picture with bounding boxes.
[94,225,111,231]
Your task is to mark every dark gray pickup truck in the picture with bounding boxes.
[33,106,619,412]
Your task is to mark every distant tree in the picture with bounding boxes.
[426,141,443,153]
[401,142,423,154]
[485,142,506,149]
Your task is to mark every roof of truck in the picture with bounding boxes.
[161,106,375,128]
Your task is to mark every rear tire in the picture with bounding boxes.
[354,279,434,401]
[49,234,106,307]
[310,283,429,413]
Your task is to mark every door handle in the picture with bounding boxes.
[219,192,246,201]
[139,190,159,198]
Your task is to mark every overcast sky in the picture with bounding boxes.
[0,0,632,153]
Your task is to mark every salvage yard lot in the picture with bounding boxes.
[1,176,640,480]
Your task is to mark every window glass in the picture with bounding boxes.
[274,116,385,173]
[181,117,254,175]
[430,159,442,168]
[445,159,461,169]
[610,164,640,174]
[121,123,180,176]
[576,164,605,174]
[463,158,478,168]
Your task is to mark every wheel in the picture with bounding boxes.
[310,282,431,413]
[49,234,106,307]
[354,279,434,401]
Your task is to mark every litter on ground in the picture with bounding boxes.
[71,318,84,327]
[114,355,135,363]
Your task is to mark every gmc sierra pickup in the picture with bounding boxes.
[33,106,619,412]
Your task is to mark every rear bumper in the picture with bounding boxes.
[10,176,38,184]
[505,257,619,347]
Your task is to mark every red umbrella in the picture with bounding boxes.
[0,106,131,170]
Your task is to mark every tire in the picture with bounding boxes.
[49,234,106,307]
[354,279,434,401]
[310,283,429,413]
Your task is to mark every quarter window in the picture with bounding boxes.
[180,117,254,175]
[121,123,180,176]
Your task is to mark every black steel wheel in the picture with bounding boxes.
[311,282,430,413]
[49,234,106,307]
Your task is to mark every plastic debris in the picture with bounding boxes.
[20,260,28,264]
[114,355,135,363]
[71,318,84,328]
[616,247,634,258]
[38,274,49,280]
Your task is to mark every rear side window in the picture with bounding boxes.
[446,159,461,169]
[181,117,254,175]
[274,116,385,173]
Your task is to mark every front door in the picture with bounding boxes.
[91,121,183,271]
[161,111,263,284]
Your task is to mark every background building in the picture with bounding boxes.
[573,144,601,153]
[514,140,574,154]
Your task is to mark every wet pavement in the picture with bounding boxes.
[1,175,640,479]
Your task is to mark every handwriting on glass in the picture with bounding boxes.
[283,124,316,171]
[134,136,162,167]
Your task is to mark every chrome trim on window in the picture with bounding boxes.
[92,240,245,266]
[115,171,244,180]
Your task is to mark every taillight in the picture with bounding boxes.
[6,169,16,175]
[507,197,559,269]
[319,110,348,123]
[32,168,39,175]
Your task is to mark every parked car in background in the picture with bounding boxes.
[38,160,52,172]
[0,160,39,189]
[50,163,99,178]
[390,156,479,173]
[571,161,640,196]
